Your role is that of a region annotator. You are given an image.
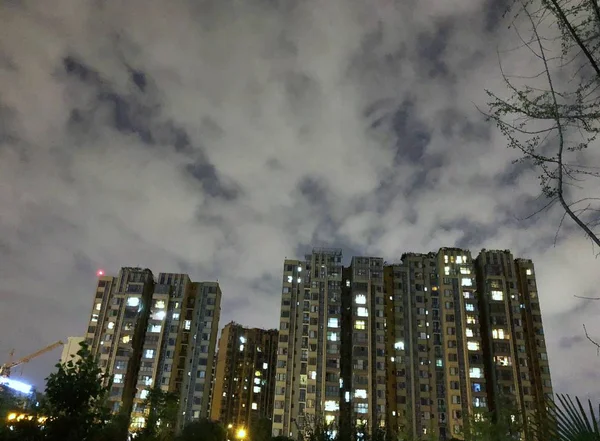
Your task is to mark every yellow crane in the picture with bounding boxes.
[0,340,64,378]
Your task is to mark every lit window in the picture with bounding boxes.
[297,278,302,283]
[150,325,162,333]
[253,386,260,393]
[346,280,351,287]
[491,291,503,301]
[287,276,293,283]
[91,314,99,322]
[240,336,246,343]
[240,344,245,351]
[460,267,471,274]
[436,359,443,367]
[122,336,131,344]
[467,341,480,351]
[466,315,476,324]
[107,322,115,330]
[355,389,367,399]
[324,401,339,411]
[298,266,302,272]
[444,266,450,275]
[444,255,449,263]
[355,295,367,305]
[140,390,149,400]
[465,303,474,312]
[254,378,261,385]
[155,301,165,309]
[394,341,405,351]
[311,371,317,380]
[492,328,506,340]
[153,311,166,321]
[328,318,339,328]
[526,269,532,275]
[495,356,512,366]
[172,312,180,320]
[461,278,472,287]
[114,374,123,384]
[263,363,268,369]
[357,307,368,317]
[465,328,473,338]
[144,349,154,359]
[184,320,191,330]
[95,303,102,311]
[327,332,338,342]
[456,256,463,264]
[127,297,140,307]
[469,367,482,378]
[255,371,261,377]
[355,320,366,330]
[325,415,336,424]
[252,403,258,410]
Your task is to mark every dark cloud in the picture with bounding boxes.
[0,0,599,401]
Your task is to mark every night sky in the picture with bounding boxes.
[0,0,598,399]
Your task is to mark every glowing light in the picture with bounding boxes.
[97,270,105,276]
[0,377,32,394]
[237,428,247,439]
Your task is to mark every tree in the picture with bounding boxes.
[175,419,227,441]
[43,342,113,441]
[251,417,273,441]
[136,386,179,441]
[486,0,600,251]
[536,394,600,441]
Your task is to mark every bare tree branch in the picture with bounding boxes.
[583,324,600,356]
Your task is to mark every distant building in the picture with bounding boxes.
[84,268,221,431]
[210,322,278,429]
[60,337,85,365]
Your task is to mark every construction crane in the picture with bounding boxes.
[0,341,64,378]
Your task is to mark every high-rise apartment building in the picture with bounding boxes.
[384,249,553,441]
[210,322,278,429]
[85,268,221,431]
[274,247,553,441]
[272,249,386,439]
[475,250,552,439]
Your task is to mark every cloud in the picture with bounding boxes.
[1,0,599,400]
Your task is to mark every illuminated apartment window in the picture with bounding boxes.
[122,336,131,344]
[355,295,367,305]
[327,332,338,342]
[444,266,450,276]
[355,320,366,330]
[465,303,474,312]
[355,389,367,399]
[357,307,368,317]
[456,256,464,264]
[184,320,191,330]
[469,367,482,378]
[466,315,476,324]
[240,336,246,343]
[394,341,405,350]
[328,318,339,328]
[444,255,449,263]
[127,297,140,307]
[491,291,504,301]
[253,386,260,393]
[155,301,165,309]
[252,403,258,410]
[107,322,115,330]
[460,267,470,274]
[526,269,532,275]
[465,328,474,338]
[324,401,339,411]
[153,311,166,321]
[240,344,245,351]
[91,314,99,322]
[150,325,162,333]
[114,374,123,384]
[326,415,336,424]
[298,266,302,272]
[492,328,506,340]
[145,349,155,359]
[467,341,480,351]
[310,371,317,380]
[95,303,102,311]
[287,276,293,283]
[144,376,153,386]
[461,278,472,287]
[495,356,512,366]
[172,312,180,320]
[140,390,149,400]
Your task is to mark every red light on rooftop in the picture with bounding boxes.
[97,270,105,277]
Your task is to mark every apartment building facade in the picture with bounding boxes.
[84,268,221,431]
[272,249,386,439]
[210,322,278,429]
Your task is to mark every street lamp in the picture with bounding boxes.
[236,428,247,439]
